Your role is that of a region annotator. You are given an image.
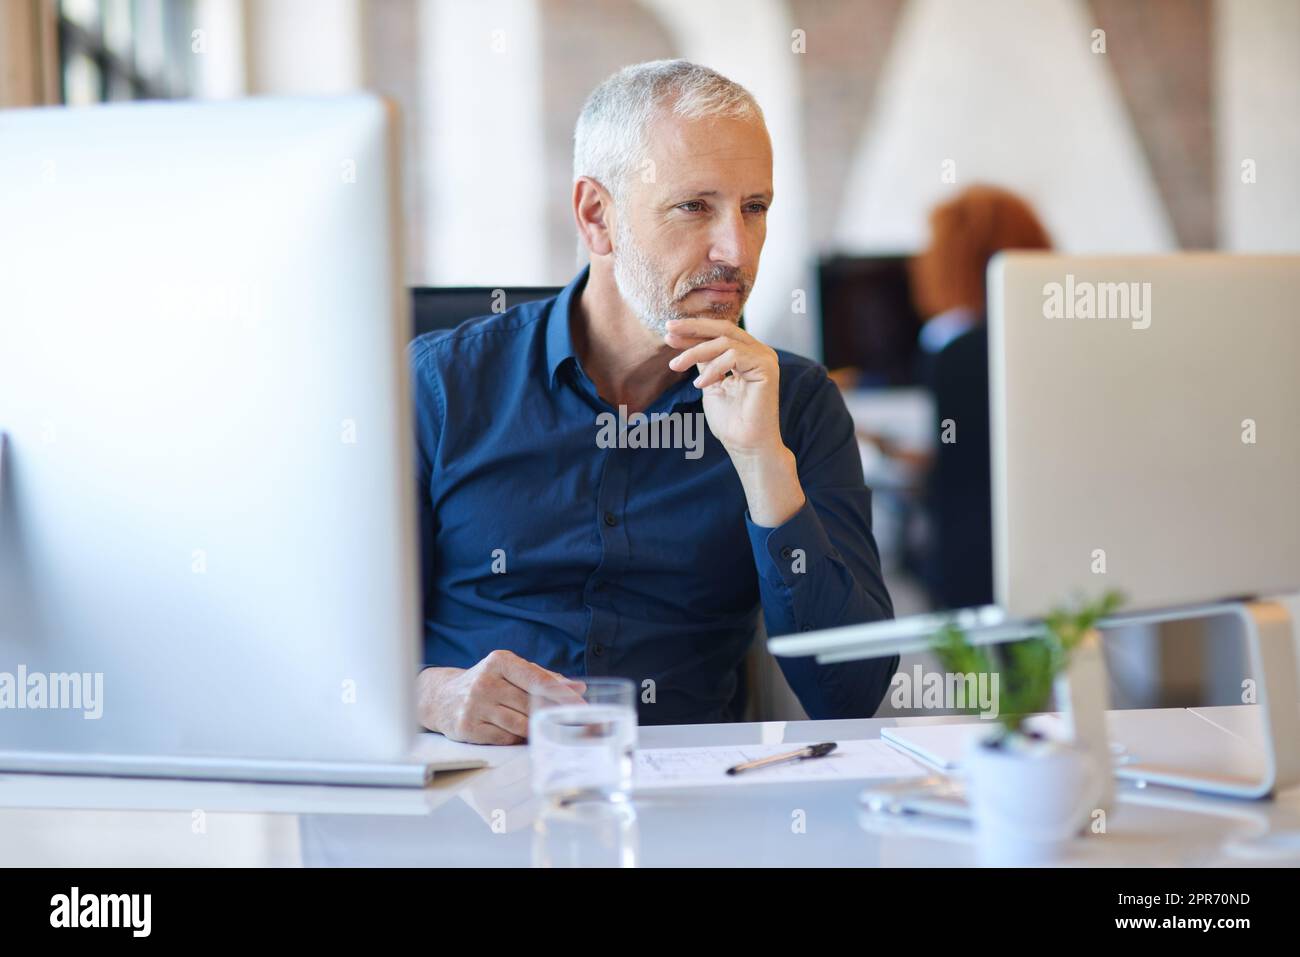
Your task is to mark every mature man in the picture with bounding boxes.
[411,60,897,744]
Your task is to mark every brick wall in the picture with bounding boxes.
[1087,0,1215,249]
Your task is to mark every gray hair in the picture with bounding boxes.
[573,59,764,204]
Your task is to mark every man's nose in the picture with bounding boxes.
[708,207,749,267]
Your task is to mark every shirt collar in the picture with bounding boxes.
[545,264,590,387]
[544,264,703,407]
[919,305,980,354]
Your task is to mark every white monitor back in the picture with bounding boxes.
[989,253,1300,619]
[0,95,418,763]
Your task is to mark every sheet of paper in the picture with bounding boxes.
[632,739,928,790]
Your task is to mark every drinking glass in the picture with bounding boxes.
[528,676,637,804]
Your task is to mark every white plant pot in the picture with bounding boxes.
[963,731,1101,867]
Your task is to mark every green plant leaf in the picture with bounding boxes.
[926,590,1124,735]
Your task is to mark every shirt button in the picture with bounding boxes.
[592,644,605,657]
[780,546,794,560]
[592,581,604,592]
[800,624,813,632]
[603,511,618,527]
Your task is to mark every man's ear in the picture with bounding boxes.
[573,177,614,257]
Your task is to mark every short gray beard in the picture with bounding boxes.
[611,216,684,336]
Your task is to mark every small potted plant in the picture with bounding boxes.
[930,590,1122,866]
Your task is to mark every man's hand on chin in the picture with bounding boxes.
[664,316,806,527]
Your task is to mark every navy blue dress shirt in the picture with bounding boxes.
[409,265,898,725]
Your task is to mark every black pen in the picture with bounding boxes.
[725,742,837,776]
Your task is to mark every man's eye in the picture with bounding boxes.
[677,201,705,213]
[746,203,769,214]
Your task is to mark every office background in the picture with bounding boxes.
[3,0,1298,718]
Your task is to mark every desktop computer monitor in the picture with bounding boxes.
[0,95,450,785]
[987,253,1300,619]
[771,253,1300,797]
[817,255,923,387]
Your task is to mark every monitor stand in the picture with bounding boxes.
[799,598,1300,806]
[1072,600,1300,800]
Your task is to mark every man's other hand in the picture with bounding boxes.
[417,650,586,745]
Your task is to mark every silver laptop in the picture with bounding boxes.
[0,95,482,786]
[772,253,1300,660]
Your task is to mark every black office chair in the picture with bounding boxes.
[410,286,749,341]
[409,286,562,340]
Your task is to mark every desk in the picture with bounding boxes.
[2,706,1298,867]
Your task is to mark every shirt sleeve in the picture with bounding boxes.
[744,364,899,720]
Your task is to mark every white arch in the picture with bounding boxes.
[833,0,1176,254]
[243,0,361,95]
[418,0,547,285]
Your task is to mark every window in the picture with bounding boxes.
[59,0,196,105]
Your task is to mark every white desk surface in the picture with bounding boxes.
[2,705,1299,867]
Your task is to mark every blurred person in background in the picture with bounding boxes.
[909,184,1052,608]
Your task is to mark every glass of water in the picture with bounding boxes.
[528,676,637,805]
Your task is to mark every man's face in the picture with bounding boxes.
[611,112,772,335]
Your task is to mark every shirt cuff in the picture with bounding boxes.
[745,499,836,589]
